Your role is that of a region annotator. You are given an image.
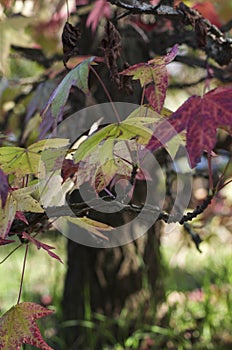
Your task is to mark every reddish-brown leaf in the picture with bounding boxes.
[0,302,54,350]
[61,159,79,183]
[22,232,63,263]
[147,86,232,168]
[15,211,29,225]
[0,238,15,246]
[120,45,178,112]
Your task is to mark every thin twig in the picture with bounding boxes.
[17,243,29,304]
[90,65,121,123]
[65,0,70,20]
[0,244,22,264]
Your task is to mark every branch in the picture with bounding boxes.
[110,0,178,16]
[109,0,232,66]
[10,194,213,233]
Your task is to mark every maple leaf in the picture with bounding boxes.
[68,106,159,191]
[73,121,152,163]
[120,45,178,112]
[0,139,69,177]
[0,169,9,208]
[147,86,232,168]
[42,57,95,123]
[22,232,63,263]
[0,185,44,239]
[0,302,54,350]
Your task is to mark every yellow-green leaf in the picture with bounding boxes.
[73,122,152,163]
[11,187,44,213]
[0,138,69,176]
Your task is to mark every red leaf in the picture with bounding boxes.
[147,86,232,168]
[0,302,54,350]
[0,169,9,208]
[120,45,178,112]
[15,211,29,225]
[22,232,63,263]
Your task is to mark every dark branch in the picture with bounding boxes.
[109,0,179,16]
[108,0,232,66]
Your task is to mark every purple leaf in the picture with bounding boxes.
[0,168,9,208]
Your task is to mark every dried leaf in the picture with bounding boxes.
[62,21,81,68]
[102,21,122,85]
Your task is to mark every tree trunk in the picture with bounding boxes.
[62,221,164,349]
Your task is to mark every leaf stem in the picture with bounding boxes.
[17,243,29,304]
[0,243,22,264]
[140,86,145,106]
[215,156,232,192]
[207,153,213,193]
[217,178,232,192]
[65,0,70,20]
[89,65,121,123]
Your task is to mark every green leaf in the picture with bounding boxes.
[0,139,69,176]
[73,122,152,163]
[0,196,16,239]
[0,16,34,75]
[123,105,163,125]
[0,302,54,350]
[11,187,44,213]
[42,57,95,120]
